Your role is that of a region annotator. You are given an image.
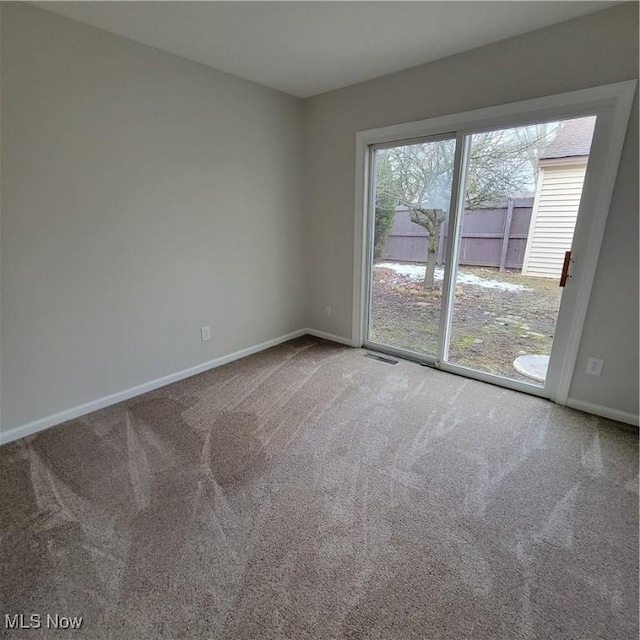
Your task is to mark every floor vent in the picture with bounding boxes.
[365,353,399,365]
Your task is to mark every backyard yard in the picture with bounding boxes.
[369,263,562,384]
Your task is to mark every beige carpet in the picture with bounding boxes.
[1,336,637,639]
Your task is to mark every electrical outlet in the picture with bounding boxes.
[325,306,332,317]
[586,357,604,376]
[201,326,211,342]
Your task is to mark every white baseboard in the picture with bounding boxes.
[3,328,635,446]
[0,328,307,446]
[302,335,640,430]
[303,328,356,347]
[565,398,639,427]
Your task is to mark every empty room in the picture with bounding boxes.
[0,2,638,638]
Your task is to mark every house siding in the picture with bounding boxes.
[522,162,587,278]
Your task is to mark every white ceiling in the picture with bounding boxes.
[32,1,620,98]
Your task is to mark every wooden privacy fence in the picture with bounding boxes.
[382,198,534,271]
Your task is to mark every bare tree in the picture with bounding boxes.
[376,139,455,288]
[375,123,559,289]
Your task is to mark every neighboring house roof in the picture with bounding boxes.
[540,116,596,160]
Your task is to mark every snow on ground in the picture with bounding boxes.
[376,262,532,292]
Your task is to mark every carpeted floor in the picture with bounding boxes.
[0,336,637,639]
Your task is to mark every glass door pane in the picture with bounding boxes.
[367,135,456,359]
[446,116,596,385]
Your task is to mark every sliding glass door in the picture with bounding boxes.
[362,101,614,399]
[368,134,457,360]
[446,117,596,387]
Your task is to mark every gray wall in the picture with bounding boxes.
[304,3,639,417]
[1,2,638,434]
[0,3,306,431]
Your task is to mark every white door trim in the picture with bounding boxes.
[353,80,636,403]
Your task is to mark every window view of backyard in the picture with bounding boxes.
[369,116,596,385]
[370,263,561,383]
